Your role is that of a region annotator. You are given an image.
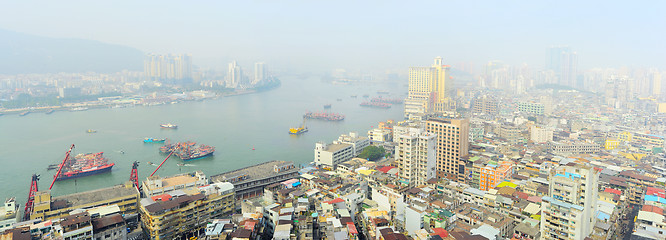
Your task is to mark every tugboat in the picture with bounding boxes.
[86,129,97,133]
[144,138,166,143]
[160,123,178,129]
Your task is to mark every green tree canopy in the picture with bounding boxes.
[358,146,385,161]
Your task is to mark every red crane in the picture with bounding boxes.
[151,151,174,177]
[130,161,140,192]
[50,144,75,190]
[23,174,39,221]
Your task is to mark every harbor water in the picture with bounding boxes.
[0,75,406,203]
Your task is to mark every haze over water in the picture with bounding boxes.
[0,75,405,202]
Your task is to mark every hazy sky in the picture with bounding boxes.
[1,1,664,73]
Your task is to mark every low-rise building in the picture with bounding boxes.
[60,212,93,240]
[518,102,545,115]
[142,171,207,197]
[549,141,600,155]
[210,161,299,199]
[530,126,553,143]
[30,182,139,221]
[0,198,19,231]
[91,213,126,240]
[337,132,371,156]
[314,141,354,169]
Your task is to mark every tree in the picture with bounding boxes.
[358,146,385,161]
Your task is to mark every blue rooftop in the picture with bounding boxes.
[555,172,581,180]
[644,195,666,204]
[646,134,664,139]
[543,196,584,211]
[596,211,610,221]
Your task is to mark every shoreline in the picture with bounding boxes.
[0,83,279,116]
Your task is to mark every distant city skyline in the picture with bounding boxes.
[1,1,664,72]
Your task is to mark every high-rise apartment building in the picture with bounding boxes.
[254,62,266,84]
[425,117,469,181]
[394,126,437,187]
[471,95,500,115]
[227,61,243,88]
[546,46,578,88]
[541,164,599,240]
[404,57,453,118]
[144,54,192,82]
[652,70,662,97]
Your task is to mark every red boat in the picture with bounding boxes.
[55,152,114,181]
[160,141,215,161]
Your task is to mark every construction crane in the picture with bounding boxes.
[23,174,39,221]
[130,161,140,192]
[151,151,174,177]
[50,144,75,190]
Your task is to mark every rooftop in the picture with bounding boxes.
[92,214,124,230]
[210,160,296,183]
[60,212,91,228]
[143,193,205,214]
[324,143,352,152]
[161,175,198,188]
[52,183,137,208]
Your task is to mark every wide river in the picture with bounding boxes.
[0,75,406,203]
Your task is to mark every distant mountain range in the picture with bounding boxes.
[0,29,143,74]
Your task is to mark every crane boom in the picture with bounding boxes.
[23,174,39,221]
[50,144,75,190]
[151,151,174,177]
[130,161,140,192]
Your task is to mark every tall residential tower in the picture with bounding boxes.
[546,46,578,88]
[404,57,453,118]
[540,164,599,240]
[394,126,437,187]
[425,117,469,180]
[144,54,192,83]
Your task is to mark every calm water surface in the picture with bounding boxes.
[0,75,405,203]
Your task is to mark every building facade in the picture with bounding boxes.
[517,102,545,115]
[479,161,514,191]
[549,141,600,155]
[395,127,437,187]
[404,57,453,118]
[337,132,371,156]
[540,164,599,240]
[425,117,469,181]
[30,182,139,221]
[210,161,299,199]
[530,126,553,143]
[142,171,208,197]
[140,182,235,240]
[144,53,192,82]
[314,141,354,169]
